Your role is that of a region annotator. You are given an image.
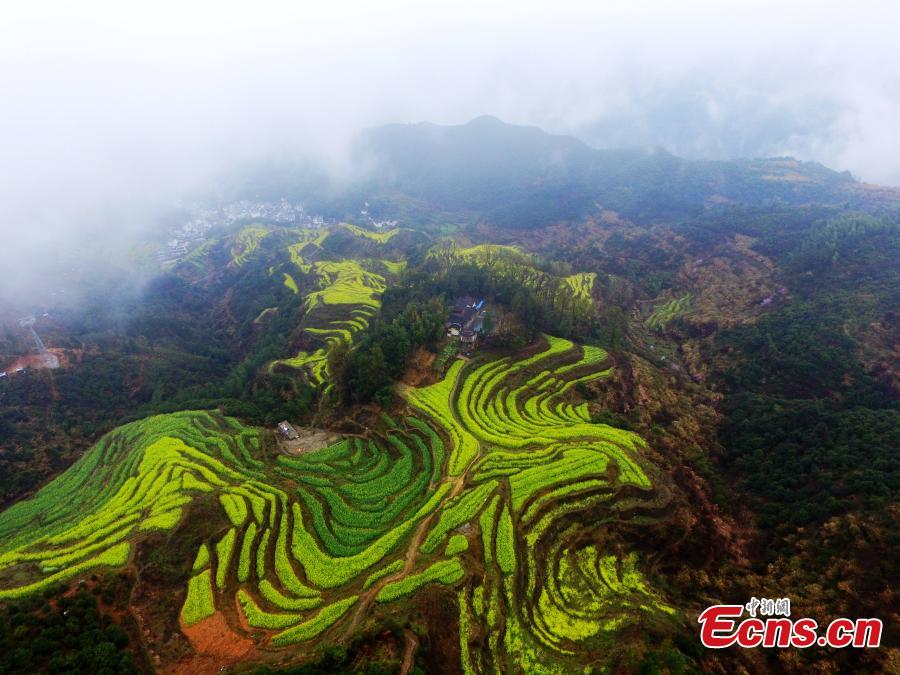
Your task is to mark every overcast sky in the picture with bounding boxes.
[1,0,899,300]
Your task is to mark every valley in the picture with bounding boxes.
[0,119,897,674]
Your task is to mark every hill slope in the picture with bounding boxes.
[353,116,900,226]
[0,337,677,673]
[1,119,898,674]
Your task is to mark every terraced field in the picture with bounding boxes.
[271,259,384,388]
[645,293,692,331]
[0,337,672,671]
[428,244,597,324]
[563,272,597,302]
[339,223,405,244]
[181,223,410,391]
[268,225,405,388]
[232,225,271,266]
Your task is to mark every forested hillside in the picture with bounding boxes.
[1,120,897,673]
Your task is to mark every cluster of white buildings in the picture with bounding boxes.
[215,198,310,227]
[156,198,328,266]
[359,201,399,229]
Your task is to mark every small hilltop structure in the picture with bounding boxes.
[1,317,61,380]
[446,296,487,353]
[18,316,59,369]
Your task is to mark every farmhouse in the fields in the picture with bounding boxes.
[277,421,300,440]
[459,328,477,353]
[446,296,486,351]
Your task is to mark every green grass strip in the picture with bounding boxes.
[238,522,257,583]
[192,543,210,572]
[215,528,237,590]
[362,559,404,589]
[270,596,359,646]
[181,569,215,626]
[237,589,302,629]
[376,559,465,603]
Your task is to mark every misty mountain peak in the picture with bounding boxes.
[466,114,506,127]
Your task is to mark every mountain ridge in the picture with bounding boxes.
[347,116,900,227]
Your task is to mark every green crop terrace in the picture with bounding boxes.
[267,226,407,389]
[645,293,692,331]
[0,336,674,671]
[426,244,597,325]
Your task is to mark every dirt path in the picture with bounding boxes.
[340,368,479,643]
[278,427,343,457]
[129,358,146,397]
[339,485,445,641]
[400,629,419,675]
[339,465,474,642]
[222,288,238,326]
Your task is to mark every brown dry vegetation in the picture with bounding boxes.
[401,346,439,387]
[678,235,779,331]
[858,309,900,397]
[590,353,750,581]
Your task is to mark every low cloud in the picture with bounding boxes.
[1,0,898,305]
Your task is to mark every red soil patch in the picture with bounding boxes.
[1,347,77,373]
[171,612,258,675]
[4,352,57,372]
